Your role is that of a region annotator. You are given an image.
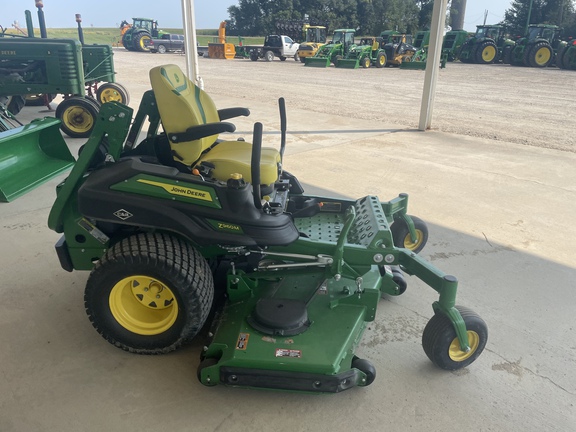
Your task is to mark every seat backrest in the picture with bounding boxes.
[149,64,220,165]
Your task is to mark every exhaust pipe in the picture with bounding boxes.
[76,14,84,45]
[35,0,47,38]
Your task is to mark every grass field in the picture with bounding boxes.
[2,27,264,46]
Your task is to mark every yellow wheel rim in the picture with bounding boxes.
[140,36,151,50]
[402,229,424,251]
[109,276,178,335]
[535,47,551,65]
[448,331,480,362]
[99,88,124,103]
[61,105,94,134]
[379,56,386,66]
[482,46,496,62]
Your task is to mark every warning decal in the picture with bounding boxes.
[236,333,250,350]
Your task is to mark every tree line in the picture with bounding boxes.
[225,0,576,39]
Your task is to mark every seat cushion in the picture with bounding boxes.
[197,141,280,185]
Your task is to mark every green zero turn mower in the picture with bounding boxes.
[47,64,487,393]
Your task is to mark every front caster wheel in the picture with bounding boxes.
[391,215,429,253]
[422,306,488,370]
[352,356,376,386]
[85,233,214,354]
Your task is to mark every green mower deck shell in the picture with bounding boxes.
[199,269,382,391]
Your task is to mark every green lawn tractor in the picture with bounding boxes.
[43,63,488,393]
[442,30,470,62]
[557,38,576,70]
[458,25,515,64]
[508,24,564,68]
[305,29,356,67]
[336,37,387,69]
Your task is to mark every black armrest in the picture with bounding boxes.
[169,122,236,143]
[217,107,250,121]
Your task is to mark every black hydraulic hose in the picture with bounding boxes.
[251,122,263,209]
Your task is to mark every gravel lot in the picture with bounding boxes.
[112,49,576,152]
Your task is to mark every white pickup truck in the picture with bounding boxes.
[249,35,300,62]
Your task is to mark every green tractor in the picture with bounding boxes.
[336,37,387,69]
[442,30,470,61]
[27,63,488,392]
[508,24,564,68]
[121,18,165,52]
[458,25,515,64]
[557,38,576,70]
[305,29,356,67]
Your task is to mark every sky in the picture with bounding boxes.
[2,0,509,32]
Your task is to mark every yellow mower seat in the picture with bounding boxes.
[149,64,280,185]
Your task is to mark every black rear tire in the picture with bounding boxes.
[85,232,214,354]
[476,41,497,64]
[527,42,552,68]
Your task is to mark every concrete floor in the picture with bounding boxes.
[1,100,575,431]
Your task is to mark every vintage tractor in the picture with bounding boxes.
[508,24,564,68]
[305,29,356,67]
[121,18,165,52]
[0,7,129,133]
[382,35,417,66]
[296,25,328,63]
[336,37,387,69]
[442,30,469,61]
[36,63,488,393]
[458,25,515,64]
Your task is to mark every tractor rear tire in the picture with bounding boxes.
[133,32,152,52]
[85,233,214,354]
[476,41,498,64]
[527,42,552,68]
[376,52,386,68]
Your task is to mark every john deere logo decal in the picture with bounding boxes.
[136,179,213,202]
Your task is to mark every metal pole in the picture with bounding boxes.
[418,0,449,131]
[35,0,47,38]
[181,0,203,89]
